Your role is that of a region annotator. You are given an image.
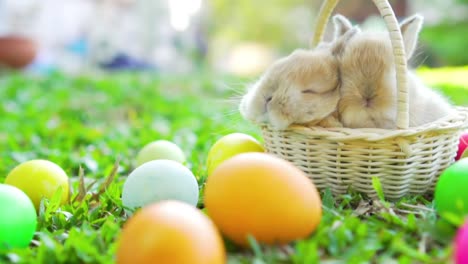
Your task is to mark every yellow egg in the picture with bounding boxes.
[116,200,226,264]
[5,160,69,210]
[206,133,264,175]
[204,152,322,247]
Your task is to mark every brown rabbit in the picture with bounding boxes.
[331,14,454,128]
[239,29,358,130]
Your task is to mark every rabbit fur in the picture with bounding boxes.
[239,14,453,130]
[332,14,454,128]
[239,29,358,129]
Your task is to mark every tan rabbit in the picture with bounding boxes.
[332,14,454,128]
[239,29,358,130]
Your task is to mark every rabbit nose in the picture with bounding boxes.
[264,96,273,112]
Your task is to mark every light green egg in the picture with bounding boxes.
[136,140,186,166]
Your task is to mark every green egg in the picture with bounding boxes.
[0,184,37,249]
[434,159,468,221]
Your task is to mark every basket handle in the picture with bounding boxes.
[311,0,409,130]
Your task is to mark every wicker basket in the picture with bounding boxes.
[260,0,468,199]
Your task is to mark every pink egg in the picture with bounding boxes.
[455,219,468,264]
[456,133,468,161]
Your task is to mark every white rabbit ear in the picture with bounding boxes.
[331,27,360,57]
[333,15,354,39]
[399,14,424,59]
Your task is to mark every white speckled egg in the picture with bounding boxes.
[122,160,199,213]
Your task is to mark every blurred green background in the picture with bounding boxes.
[0,0,466,76]
[206,0,467,76]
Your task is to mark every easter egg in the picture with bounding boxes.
[204,152,322,246]
[455,219,468,264]
[122,160,199,212]
[5,160,69,210]
[206,133,264,175]
[0,184,37,249]
[136,140,186,166]
[456,133,468,160]
[116,200,226,264]
[434,158,468,219]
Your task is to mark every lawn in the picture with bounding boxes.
[0,66,467,263]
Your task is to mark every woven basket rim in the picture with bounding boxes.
[260,106,468,142]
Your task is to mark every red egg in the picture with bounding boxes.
[0,36,37,69]
[456,133,468,161]
[455,219,468,264]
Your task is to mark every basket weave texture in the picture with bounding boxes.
[260,0,468,199]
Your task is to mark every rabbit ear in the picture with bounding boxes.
[331,27,360,57]
[399,14,424,59]
[333,15,353,39]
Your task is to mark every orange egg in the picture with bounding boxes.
[204,152,322,247]
[116,200,226,264]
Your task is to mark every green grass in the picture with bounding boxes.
[0,67,467,263]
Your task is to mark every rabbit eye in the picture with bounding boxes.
[266,96,272,103]
[302,89,317,94]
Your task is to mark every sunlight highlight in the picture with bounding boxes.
[168,0,202,31]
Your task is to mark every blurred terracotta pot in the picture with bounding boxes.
[0,35,37,69]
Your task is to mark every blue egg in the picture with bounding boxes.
[122,160,199,213]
